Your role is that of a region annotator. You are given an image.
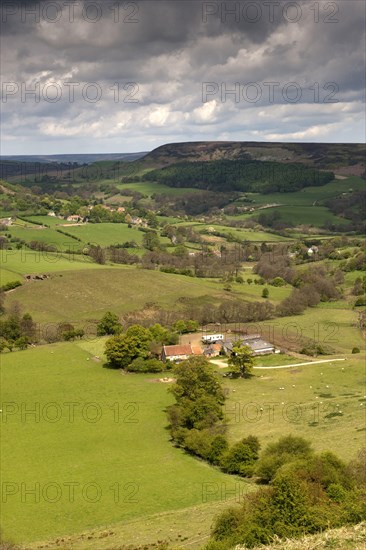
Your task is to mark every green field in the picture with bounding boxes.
[1,267,224,323]
[265,308,364,355]
[179,222,292,242]
[244,176,365,207]
[268,205,347,226]
[0,267,23,286]
[223,355,366,461]
[3,265,294,324]
[0,342,240,544]
[0,249,114,276]
[117,181,200,197]
[25,216,76,227]
[60,222,148,247]
[8,224,80,250]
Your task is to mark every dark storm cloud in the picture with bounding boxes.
[0,0,365,153]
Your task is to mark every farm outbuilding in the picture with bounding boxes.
[223,335,276,356]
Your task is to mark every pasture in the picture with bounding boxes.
[1,267,223,322]
[184,223,292,242]
[0,342,241,545]
[8,224,80,251]
[244,176,365,207]
[60,222,147,247]
[0,249,114,276]
[3,266,293,324]
[223,354,366,461]
[117,181,200,197]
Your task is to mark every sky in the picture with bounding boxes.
[0,0,365,155]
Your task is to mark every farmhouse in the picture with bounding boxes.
[162,344,194,362]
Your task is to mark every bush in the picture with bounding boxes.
[270,277,286,287]
[352,347,360,354]
[220,437,260,476]
[262,287,269,298]
[97,311,122,336]
[256,435,313,483]
[126,357,165,373]
[183,429,213,460]
[208,435,229,465]
[1,280,22,292]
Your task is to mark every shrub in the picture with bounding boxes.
[270,277,286,287]
[256,435,313,483]
[126,357,165,373]
[262,287,269,298]
[97,311,122,336]
[352,347,360,354]
[183,429,213,460]
[208,435,229,465]
[1,280,22,292]
[220,437,260,476]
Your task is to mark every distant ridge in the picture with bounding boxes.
[140,141,366,171]
[0,152,148,165]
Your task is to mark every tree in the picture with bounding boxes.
[142,230,161,251]
[14,336,28,350]
[105,324,153,369]
[89,245,106,264]
[262,288,269,298]
[97,312,122,336]
[170,356,225,403]
[227,344,254,378]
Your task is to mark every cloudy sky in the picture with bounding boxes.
[1,0,365,154]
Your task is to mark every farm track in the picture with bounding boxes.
[211,358,346,369]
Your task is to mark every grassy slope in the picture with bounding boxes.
[0,249,114,276]
[223,354,366,460]
[245,176,365,207]
[0,342,242,544]
[3,266,291,323]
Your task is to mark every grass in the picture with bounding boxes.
[257,307,365,355]
[117,181,200,197]
[8,224,79,251]
[0,341,243,545]
[24,216,76,227]
[60,222,147,247]
[222,354,366,460]
[3,264,294,324]
[0,249,114,275]
[2,267,239,322]
[195,223,292,242]
[270,205,348,226]
[244,176,365,207]
[0,267,23,286]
